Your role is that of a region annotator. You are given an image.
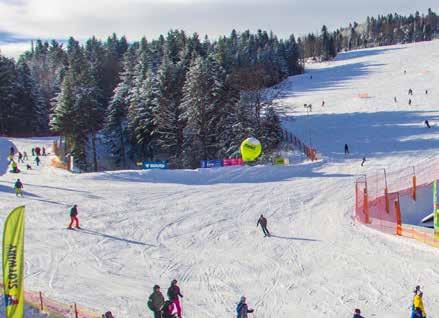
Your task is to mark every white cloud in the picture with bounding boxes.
[0,0,438,59]
[0,41,31,59]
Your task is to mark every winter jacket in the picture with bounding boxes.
[167,285,182,301]
[236,302,254,318]
[413,295,426,317]
[257,216,267,227]
[353,315,364,318]
[14,181,23,189]
[70,206,78,217]
[148,291,165,312]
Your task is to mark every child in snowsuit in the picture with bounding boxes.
[68,204,80,229]
[257,214,270,237]
[14,179,23,197]
[236,296,254,318]
[23,151,28,161]
[35,156,41,166]
[167,280,183,318]
[148,285,165,318]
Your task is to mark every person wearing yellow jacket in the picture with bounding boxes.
[412,292,426,318]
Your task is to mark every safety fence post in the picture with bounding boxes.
[395,198,402,236]
[39,291,44,311]
[364,185,370,224]
[384,169,390,213]
[412,166,417,201]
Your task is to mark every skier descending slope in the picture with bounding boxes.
[257,214,271,237]
[167,280,183,318]
[68,204,80,229]
[14,179,24,197]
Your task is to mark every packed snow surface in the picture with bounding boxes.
[2,40,439,317]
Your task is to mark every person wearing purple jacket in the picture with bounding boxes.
[167,280,183,318]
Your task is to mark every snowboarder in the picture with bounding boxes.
[167,280,183,318]
[35,156,41,166]
[353,308,364,318]
[31,148,35,156]
[236,296,254,318]
[18,152,24,163]
[68,204,80,229]
[408,99,412,106]
[361,157,366,167]
[23,151,28,161]
[162,300,177,318]
[42,147,46,156]
[148,285,165,318]
[257,214,270,237]
[344,143,350,156]
[425,120,431,128]
[14,179,23,197]
[394,96,397,103]
[408,89,413,95]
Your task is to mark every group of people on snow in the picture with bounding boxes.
[148,280,183,318]
[9,145,47,197]
[8,145,44,175]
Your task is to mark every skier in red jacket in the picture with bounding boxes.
[68,204,80,229]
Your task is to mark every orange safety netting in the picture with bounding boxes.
[355,158,439,247]
[0,282,101,318]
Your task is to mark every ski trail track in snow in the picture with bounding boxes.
[2,41,439,317]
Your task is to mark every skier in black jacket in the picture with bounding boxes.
[257,215,270,237]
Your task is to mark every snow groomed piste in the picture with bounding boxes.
[2,40,439,317]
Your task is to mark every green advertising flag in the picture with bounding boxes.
[2,206,25,318]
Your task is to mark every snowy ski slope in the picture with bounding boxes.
[2,40,439,317]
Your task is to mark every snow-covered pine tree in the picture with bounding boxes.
[0,54,18,134]
[180,55,227,167]
[105,46,137,168]
[153,55,185,167]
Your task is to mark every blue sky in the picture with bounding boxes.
[0,0,438,58]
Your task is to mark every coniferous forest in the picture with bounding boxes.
[0,9,438,170]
